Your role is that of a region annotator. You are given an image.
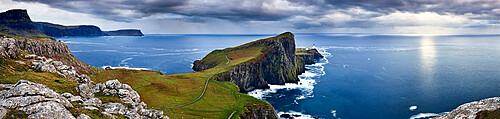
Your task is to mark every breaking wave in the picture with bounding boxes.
[248,48,331,118]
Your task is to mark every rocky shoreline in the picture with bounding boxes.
[193,32,324,93]
[433,97,500,119]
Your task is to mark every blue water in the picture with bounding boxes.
[57,33,500,119]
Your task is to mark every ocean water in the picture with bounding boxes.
[57,33,500,119]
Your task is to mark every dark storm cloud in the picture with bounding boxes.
[13,0,186,22]
[12,0,500,29]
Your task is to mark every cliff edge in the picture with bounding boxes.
[193,32,300,93]
[0,9,51,39]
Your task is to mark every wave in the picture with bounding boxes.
[277,110,316,119]
[409,112,445,119]
[152,48,200,52]
[118,58,133,67]
[100,66,150,71]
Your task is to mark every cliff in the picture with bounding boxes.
[433,97,500,119]
[0,9,51,39]
[34,22,106,37]
[104,29,144,36]
[0,9,143,37]
[296,48,324,65]
[194,32,299,93]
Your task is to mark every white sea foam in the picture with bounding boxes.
[409,106,417,111]
[248,48,331,118]
[118,58,133,67]
[277,110,316,119]
[409,113,440,119]
[331,110,337,118]
[101,66,150,71]
[247,48,330,100]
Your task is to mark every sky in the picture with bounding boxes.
[1,0,500,34]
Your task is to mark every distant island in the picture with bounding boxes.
[0,9,143,38]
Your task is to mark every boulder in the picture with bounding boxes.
[76,114,91,119]
[0,80,75,119]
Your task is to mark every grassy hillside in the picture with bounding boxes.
[91,46,269,119]
[1,32,278,119]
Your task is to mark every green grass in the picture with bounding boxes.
[476,108,500,119]
[0,33,280,119]
[90,46,270,119]
[0,57,78,95]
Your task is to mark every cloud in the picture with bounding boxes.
[8,0,500,34]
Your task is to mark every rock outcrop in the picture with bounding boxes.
[240,105,279,119]
[433,97,500,119]
[194,32,299,93]
[104,29,144,36]
[296,48,324,65]
[0,37,70,58]
[0,80,75,119]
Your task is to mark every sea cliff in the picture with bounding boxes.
[193,32,324,93]
[0,9,144,38]
[0,9,51,39]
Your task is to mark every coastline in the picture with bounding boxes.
[248,48,331,118]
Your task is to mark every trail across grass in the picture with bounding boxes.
[157,52,230,109]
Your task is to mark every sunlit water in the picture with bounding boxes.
[57,33,500,119]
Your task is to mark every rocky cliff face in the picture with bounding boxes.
[0,9,51,39]
[296,48,324,65]
[1,9,143,38]
[0,37,70,59]
[0,36,95,75]
[433,97,500,119]
[240,104,279,119]
[194,32,299,93]
[104,29,144,36]
[34,22,106,37]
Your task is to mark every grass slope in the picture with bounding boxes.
[91,46,269,119]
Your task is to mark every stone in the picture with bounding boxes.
[62,93,73,98]
[83,106,99,111]
[68,96,84,103]
[77,114,91,119]
[77,84,94,98]
[102,103,128,115]
[0,107,7,119]
[17,101,76,119]
[83,98,102,107]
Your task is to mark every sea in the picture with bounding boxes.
[56,33,500,119]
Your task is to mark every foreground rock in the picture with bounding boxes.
[433,97,500,119]
[1,36,169,118]
[0,80,75,119]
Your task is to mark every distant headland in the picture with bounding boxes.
[0,9,143,38]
